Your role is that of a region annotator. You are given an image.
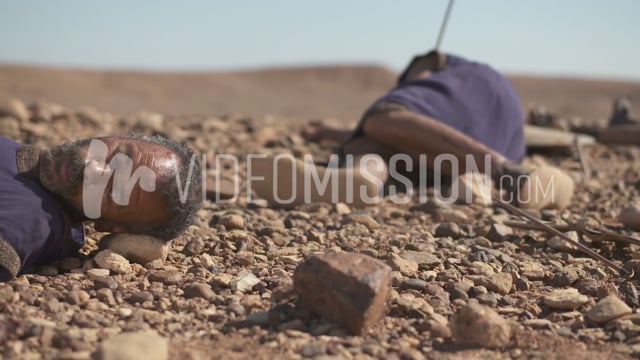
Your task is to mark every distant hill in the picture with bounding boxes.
[1,63,639,124]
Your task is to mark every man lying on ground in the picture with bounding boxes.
[250,51,574,209]
[0,134,202,280]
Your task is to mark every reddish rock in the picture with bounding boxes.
[293,252,392,335]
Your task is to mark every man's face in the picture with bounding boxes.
[39,137,178,229]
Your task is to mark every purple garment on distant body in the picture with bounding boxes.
[368,54,525,162]
[0,136,84,279]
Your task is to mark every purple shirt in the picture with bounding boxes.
[0,136,84,278]
[371,54,525,162]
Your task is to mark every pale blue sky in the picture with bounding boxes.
[1,0,638,79]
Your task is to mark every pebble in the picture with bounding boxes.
[294,252,392,335]
[99,234,169,264]
[472,273,513,295]
[435,222,462,238]
[93,276,119,290]
[219,214,245,230]
[387,253,419,274]
[619,205,640,231]
[86,268,111,279]
[65,290,90,305]
[400,251,442,267]
[230,271,260,293]
[96,288,116,306]
[183,283,215,300]
[183,238,205,256]
[585,295,632,324]
[450,303,511,348]
[400,278,428,291]
[547,231,579,252]
[344,214,379,231]
[486,223,513,242]
[129,291,154,304]
[148,270,183,286]
[96,330,168,360]
[94,250,132,274]
[335,203,351,215]
[543,288,590,310]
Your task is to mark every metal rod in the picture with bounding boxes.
[435,0,455,50]
[492,195,630,278]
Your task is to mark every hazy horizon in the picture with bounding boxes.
[1,1,639,81]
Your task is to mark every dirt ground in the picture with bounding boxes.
[0,65,639,359]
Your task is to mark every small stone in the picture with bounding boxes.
[543,288,590,310]
[0,98,30,122]
[401,251,442,267]
[86,268,110,279]
[99,234,169,264]
[294,252,392,335]
[96,289,116,306]
[65,290,90,305]
[620,205,640,231]
[129,291,154,304]
[454,172,493,206]
[435,222,462,238]
[335,203,351,215]
[93,276,119,290]
[520,262,546,281]
[473,273,513,295]
[219,214,245,230]
[148,270,183,286]
[183,283,215,300]
[344,214,379,231]
[300,342,327,357]
[96,330,168,360]
[400,278,428,291]
[547,232,579,252]
[183,238,205,256]
[117,308,133,318]
[450,303,511,348]
[387,253,419,274]
[486,223,513,242]
[230,271,260,293]
[94,250,132,274]
[585,295,632,324]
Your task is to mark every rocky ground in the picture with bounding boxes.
[1,98,640,360]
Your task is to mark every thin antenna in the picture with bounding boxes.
[435,0,455,50]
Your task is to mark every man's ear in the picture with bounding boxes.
[94,222,128,233]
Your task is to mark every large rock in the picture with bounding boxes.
[95,330,168,360]
[99,234,169,264]
[293,252,392,335]
[619,205,640,231]
[450,303,511,348]
[585,295,632,324]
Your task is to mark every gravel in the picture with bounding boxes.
[1,100,639,358]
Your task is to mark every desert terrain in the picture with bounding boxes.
[0,64,640,360]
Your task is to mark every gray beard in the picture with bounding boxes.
[16,144,43,183]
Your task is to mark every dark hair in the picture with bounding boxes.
[110,133,202,240]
